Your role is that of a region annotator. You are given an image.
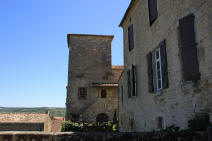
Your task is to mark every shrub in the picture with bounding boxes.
[61,121,117,132]
[188,114,211,131]
[157,125,180,133]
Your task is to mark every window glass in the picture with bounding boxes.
[155,49,163,91]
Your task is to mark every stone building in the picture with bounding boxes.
[66,34,123,123]
[118,0,212,132]
[0,112,52,131]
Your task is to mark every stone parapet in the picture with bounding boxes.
[0,131,207,141]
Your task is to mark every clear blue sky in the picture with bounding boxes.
[0,0,130,107]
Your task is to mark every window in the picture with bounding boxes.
[155,49,163,91]
[148,0,158,25]
[179,13,200,81]
[127,65,137,98]
[128,24,134,51]
[101,89,107,98]
[147,52,154,92]
[121,86,124,104]
[132,64,137,97]
[127,70,131,98]
[78,87,87,99]
[147,40,169,93]
[157,117,164,129]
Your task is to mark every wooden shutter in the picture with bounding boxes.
[128,25,134,51]
[147,52,154,92]
[121,86,124,103]
[148,0,158,25]
[179,14,200,81]
[127,70,131,98]
[132,65,137,97]
[160,40,169,89]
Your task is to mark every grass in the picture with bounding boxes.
[0,107,66,117]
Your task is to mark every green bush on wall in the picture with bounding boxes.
[61,121,117,132]
[188,114,211,131]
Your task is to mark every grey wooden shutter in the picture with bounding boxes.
[128,25,134,51]
[160,40,169,89]
[127,70,131,98]
[121,86,124,104]
[132,64,137,97]
[179,14,200,81]
[148,0,158,25]
[147,52,154,92]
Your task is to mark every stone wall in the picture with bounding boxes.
[0,113,52,132]
[0,123,44,131]
[66,34,121,123]
[119,0,212,132]
[0,131,207,141]
[82,87,118,123]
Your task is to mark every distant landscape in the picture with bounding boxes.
[0,107,66,117]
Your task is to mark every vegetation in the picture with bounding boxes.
[0,107,66,117]
[188,114,211,131]
[61,120,117,132]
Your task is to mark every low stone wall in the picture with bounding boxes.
[0,131,207,141]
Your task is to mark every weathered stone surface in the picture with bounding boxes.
[0,113,52,131]
[66,34,123,123]
[0,131,207,141]
[119,0,212,132]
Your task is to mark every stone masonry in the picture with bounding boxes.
[66,34,123,123]
[118,0,212,132]
[0,112,52,131]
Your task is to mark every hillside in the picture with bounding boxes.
[0,107,66,117]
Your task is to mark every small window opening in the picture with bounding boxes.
[101,89,107,98]
[78,87,87,99]
[157,117,164,129]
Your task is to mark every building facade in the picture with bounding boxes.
[0,112,52,131]
[66,34,123,123]
[118,0,212,132]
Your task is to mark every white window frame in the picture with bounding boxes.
[155,49,163,91]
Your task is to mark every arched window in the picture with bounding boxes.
[96,113,109,124]
[101,89,107,98]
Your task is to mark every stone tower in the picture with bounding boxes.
[66,34,122,123]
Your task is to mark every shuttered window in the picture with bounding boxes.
[155,40,169,91]
[147,52,154,92]
[148,0,158,25]
[148,40,168,93]
[132,65,137,97]
[121,86,124,104]
[160,40,169,89]
[127,70,131,98]
[179,14,200,81]
[128,24,134,51]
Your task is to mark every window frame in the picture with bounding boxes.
[157,116,164,129]
[101,89,107,98]
[128,24,134,52]
[78,87,87,99]
[155,48,163,91]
